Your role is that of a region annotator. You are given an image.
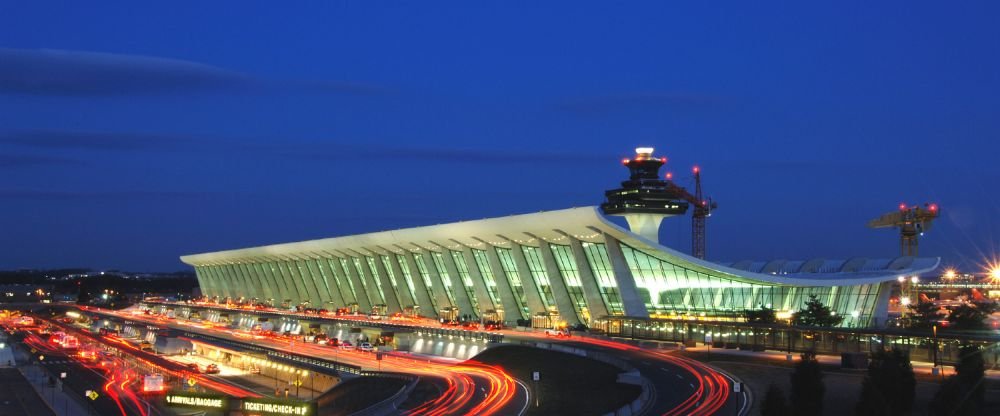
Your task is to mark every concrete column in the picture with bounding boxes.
[213,266,235,299]
[324,257,356,306]
[311,258,345,308]
[386,254,419,310]
[418,251,457,309]
[567,236,611,319]
[354,256,386,307]
[509,243,548,316]
[438,248,478,318]
[250,261,279,303]
[193,266,214,298]
[192,266,208,297]
[482,246,525,321]
[401,252,439,317]
[204,266,227,299]
[277,258,309,306]
[603,234,649,318]
[260,260,291,303]
[384,254,415,308]
[537,241,582,326]
[461,247,497,312]
[341,256,373,312]
[229,263,254,300]
[373,255,403,313]
[236,263,264,301]
[295,259,326,308]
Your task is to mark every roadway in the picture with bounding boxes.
[111,302,743,415]
[90,308,528,416]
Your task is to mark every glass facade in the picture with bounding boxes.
[192,238,895,327]
[520,246,557,310]
[495,248,529,316]
[450,251,481,311]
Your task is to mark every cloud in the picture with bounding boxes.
[0,189,211,201]
[277,142,610,164]
[0,48,382,96]
[0,127,607,164]
[0,129,192,151]
[0,153,84,168]
[556,92,724,116]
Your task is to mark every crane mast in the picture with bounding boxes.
[866,203,940,256]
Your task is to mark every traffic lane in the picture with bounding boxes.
[556,340,698,414]
[27,353,134,416]
[96,310,521,416]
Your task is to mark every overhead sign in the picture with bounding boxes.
[165,392,228,409]
[242,399,314,416]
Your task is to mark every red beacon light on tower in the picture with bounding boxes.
[692,165,700,174]
[899,203,907,211]
[664,172,673,180]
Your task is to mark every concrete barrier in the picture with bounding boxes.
[347,374,419,416]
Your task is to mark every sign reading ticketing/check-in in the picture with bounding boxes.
[164,392,229,409]
[242,399,314,415]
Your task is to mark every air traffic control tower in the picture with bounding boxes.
[600,147,689,243]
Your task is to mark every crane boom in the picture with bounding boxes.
[867,203,939,256]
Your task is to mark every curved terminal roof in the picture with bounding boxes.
[181,206,940,287]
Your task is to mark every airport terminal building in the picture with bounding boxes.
[181,149,939,328]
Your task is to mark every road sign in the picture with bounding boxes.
[30,348,36,354]
[187,377,198,387]
[734,382,742,393]
[376,352,384,361]
[532,371,539,381]
[85,390,99,400]
[60,372,67,379]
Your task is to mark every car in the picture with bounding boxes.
[358,342,374,352]
[313,334,329,344]
[339,341,354,351]
[462,322,480,330]
[185,363,201,373]
[317,309,329,315]
[139,341,154,351]
[544,328,570,338]
[327,338,340,347]
[205,364,220,374]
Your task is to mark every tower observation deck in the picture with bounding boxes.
[600,147,689,243]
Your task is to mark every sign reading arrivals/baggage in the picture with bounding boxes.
[164,392,228,409]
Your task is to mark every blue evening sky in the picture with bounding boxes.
[1,1,997,272]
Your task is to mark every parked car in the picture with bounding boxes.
[544,328,570,338]
[359,342,374,352]
[185,363,201,373]
[205,364,221,374]
[339,341,354,351]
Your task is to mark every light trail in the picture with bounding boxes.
[99,308,519,415]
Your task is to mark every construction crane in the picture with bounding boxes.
[867,203,940,256]
[665,166,718,259]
